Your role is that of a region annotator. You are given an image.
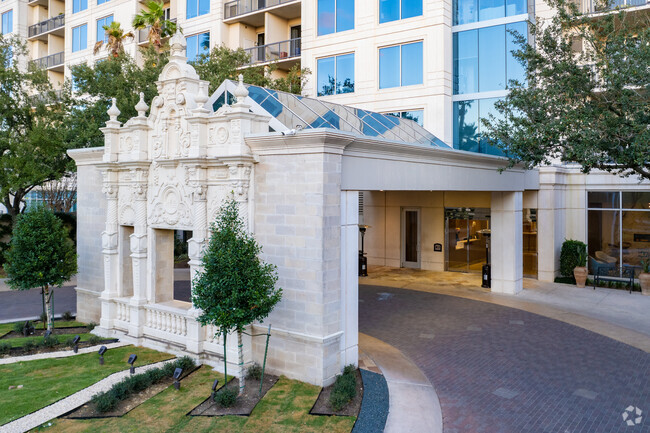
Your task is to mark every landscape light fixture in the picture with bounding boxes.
[128,354,137,374]
[43,330,52,339]
[211,379,219,401]
[72,335,81,353]
[173,368,183,390]
[98,346,107,365]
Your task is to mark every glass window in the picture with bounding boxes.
[506,21,527,86]
[453,30,478,94]
[622,192,650,210]
[506,0,526,16]
[453,100,479,152]
[317,53,355,96]
[73,0,88,13]
[1,10,12,34]
[454,0,477,25]
[96,15,113,45]
[97,0,110,5]
[588,191,620,209]
[478,25,506,92]
[72,24,88,52]
[479,0,504,21]
[454,0,525,25]
[318,0,354,36]
[187,0,209,19]
[386,110,424,126]
[186,32,210,62]
[379,42,423,89]
[380,0,422,23]
[478,97,505,155]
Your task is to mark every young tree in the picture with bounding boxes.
[4,207,77,331]
[94,21,134,58]
[192,197,282,395]
[481,0,650,180]
[0,35,73,217]
[132,0,178,53]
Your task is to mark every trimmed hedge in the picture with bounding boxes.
[91,356,196,413]
[560,239,587,277]
[329,364,357,411]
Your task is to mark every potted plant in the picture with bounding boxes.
[573,245,588,288]
[640,260,650,296]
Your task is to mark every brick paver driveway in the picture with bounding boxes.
[359,284,649,433]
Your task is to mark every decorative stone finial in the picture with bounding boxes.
[169,30,186,60]
[233,74,248,104]
[107,98,120,121]
[135,92,149,117]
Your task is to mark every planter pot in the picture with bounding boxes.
[573,266,588,288]
[639,273,650,296]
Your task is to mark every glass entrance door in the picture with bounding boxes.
[445,208,490,273]
[401,208,421,268]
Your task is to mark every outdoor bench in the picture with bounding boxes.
[593,266,636,293]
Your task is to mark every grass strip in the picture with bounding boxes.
[0,345,173,426]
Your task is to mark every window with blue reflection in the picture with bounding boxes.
[187,0,209,19]
[479,25,506,91]
[96,15,113,45]
[186,32,209,62]
[97,0,110,5]
[454,0,525,25]
[72,24,87,52]
[453,98,506,155]
[387,110,424,126]
[453,30,478,94]
[318,0,354,36]
[380,0,422,23]
[73,0,88,13]
[379,42,422,89]
[478,97,505,155]
[506,21,527,86]
[317,53,355,96]
[1,10,12,34]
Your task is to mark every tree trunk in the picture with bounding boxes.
[43,285,54,332]
[223,332,228,384]
[237,328,245,396]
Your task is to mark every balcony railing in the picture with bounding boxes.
[138,18,177,44]
[244,37,301,65]
[28,15,65,38]
[224,0,298,19]
[30,51,64,69]
[579,0,649,12]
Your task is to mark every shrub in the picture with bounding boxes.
[328,364,357,411]
[88,335,102,345]
[62,311,74,321]
[41,335,59,348]
[246,363,263,381]
[214,387,237,407]
[86,322,97,332]
[93,391,118,413]
[0,342,11,355]
[23,340,36,352]
[12,322,24,333]
[559,239,588,277]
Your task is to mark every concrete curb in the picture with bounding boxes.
[0,358,176,433]
[359,333,443,433]
[0,342,130,365]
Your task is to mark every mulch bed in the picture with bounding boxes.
[310,369,363,417]
[1,327,90,339]
[64,365,200,419]
[189,374,279,416]
[0,338,118,358]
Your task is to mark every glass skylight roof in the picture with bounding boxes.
[207,80,448,148]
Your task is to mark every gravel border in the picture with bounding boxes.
[0,359,177,433]
[0,342,130,365]
[352,370,389,433]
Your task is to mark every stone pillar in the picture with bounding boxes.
[99,171,119,332]
[186,179,208,355]
[491,191,523,294]
[340,191,359,367]
[226,162,253,230]
[129,168,149,338]
[537,168,567,282]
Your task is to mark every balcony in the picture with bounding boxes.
[30,51,65,72]
[27,0,48,7]
[138,18,177,45]
[244,38,301,69]
[224,0,301,26]
[578,0,649,13]
[28,15,65,40]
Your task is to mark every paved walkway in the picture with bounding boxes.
[0,358,176,433]
[0,342,130,365]
[359,280,650,433]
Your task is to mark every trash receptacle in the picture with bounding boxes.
[481,264,491,288]
[359,251,368,277]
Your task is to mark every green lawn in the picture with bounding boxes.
[2,332,97,348]
[0,345,174,426]
[0,320,89,339]
[45,366,356,433]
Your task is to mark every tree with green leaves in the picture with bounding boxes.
[481,0,650,180]
[4,207,77,332]
[192,45,310,94]
[132,0,179,53]
[192,197,281,396]
[93,21,134,58]
[0,35,73,217]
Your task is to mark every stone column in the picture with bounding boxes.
[491,191,523,294]
[129,168,148,338]
[99,171,119,332]
[227,162,253,230]
[186,180,208,355]
[537,168,567,282]
[340,191,359,367]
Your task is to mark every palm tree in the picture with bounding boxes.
[93,21,134,57]
[132,0,179,52]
